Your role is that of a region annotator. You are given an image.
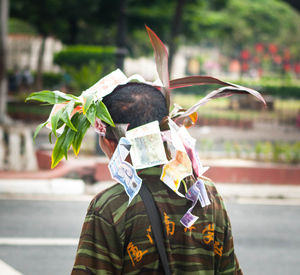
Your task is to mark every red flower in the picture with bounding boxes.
[283,49,291,61]
[273,55,282,64]
[242,62,249,72]
[241,49,250,60]
[253,56,261,64]
[294,63,300,74]
[283,63,291,72]
[268,44,277,54]
[255,43,264,53]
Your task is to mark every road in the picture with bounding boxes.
[0,197,299,275]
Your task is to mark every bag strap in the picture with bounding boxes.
[139,183,171,275]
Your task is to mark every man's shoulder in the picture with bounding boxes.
[88,183,130,220]
[200,176,227,208]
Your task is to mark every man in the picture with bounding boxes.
[71,82,242,274]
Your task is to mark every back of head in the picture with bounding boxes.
[103,82,168,130]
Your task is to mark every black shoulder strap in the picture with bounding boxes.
[139,183,171,275]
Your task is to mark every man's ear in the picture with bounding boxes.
[105,137,118,153]
[99,136,118,158]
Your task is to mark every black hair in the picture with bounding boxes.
[102,82,168,130]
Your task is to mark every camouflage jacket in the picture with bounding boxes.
[72,168,242,274]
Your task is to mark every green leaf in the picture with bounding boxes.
[72,114,91,156]
[61,100,77,132]
[83,94,94,114]
[51,127,76,168]
[49,132,53,144]
[57,119,64,129]
[51,113,81,168]
[33,121,48,141]
[51,107,64,137]
[85,103,96,126]
[25,90,76,104]
[95,101,115,126]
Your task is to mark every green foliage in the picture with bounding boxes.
[26,89,114,168]
[9,18,37,35]
[233,142,241,158]
[54,46,116,94]
[54,45,116,69]
[184,0,300,58]
[66,61,103,93]
[223,140,300,164]
[10,0,300,60]
[255,142,263,160]
[262,141,272,161]
[41,72,64,89]
[224,141,232,157]
[25,90,77,104]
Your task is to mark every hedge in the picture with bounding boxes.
[54,45,116,70]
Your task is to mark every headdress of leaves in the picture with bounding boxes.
[25,90,115,168]
[145,25,266,128]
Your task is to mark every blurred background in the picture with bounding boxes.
[0,0,299,274]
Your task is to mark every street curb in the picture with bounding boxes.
[1,178,300,200]
[216,183,300,201]
[0,178,85,195]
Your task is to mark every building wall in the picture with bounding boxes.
[7,34,63,72]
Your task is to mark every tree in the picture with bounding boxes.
[116,0,128,70]
[183,0,300,58]
[168,0,187,74]
[10,0,101,89]
[0,0,9,124]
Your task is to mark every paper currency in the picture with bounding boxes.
[160,150,192,197]
[180,179,211,228]
[81,69,128,101]
[81,69,163,102]
[196,179,211,207]
[180,210,199,228]
[178,126,208,176]
[126,121,168,170]
[109,137,142,204]
[160,119,193,197]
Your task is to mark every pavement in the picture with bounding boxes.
[1,175,300,204]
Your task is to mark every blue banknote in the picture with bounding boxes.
[109,137,142,204]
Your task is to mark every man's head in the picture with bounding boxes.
[103,82,168,130]
[99,82,168,158]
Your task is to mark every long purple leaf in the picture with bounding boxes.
[169,75,237,89]
[175,85,266,119]
[146,25,169,87]
[145,25,170,108]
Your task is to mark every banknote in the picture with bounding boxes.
[81,69,128,101]
[160,150,192,198]
[160,119,192,196]
[168,119,186,153]
[108,137,142,204]
[196,179,211,207]
[126,121,168,170]
[177,126,209,177]
[180,210,199,228]
[180,179,211,228]
[186,179,210,207]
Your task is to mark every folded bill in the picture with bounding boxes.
[180,179,211,228]
[160,150,192,197]
[160,119,193,197]
[108,137,142,204]
[126,121,168,170]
